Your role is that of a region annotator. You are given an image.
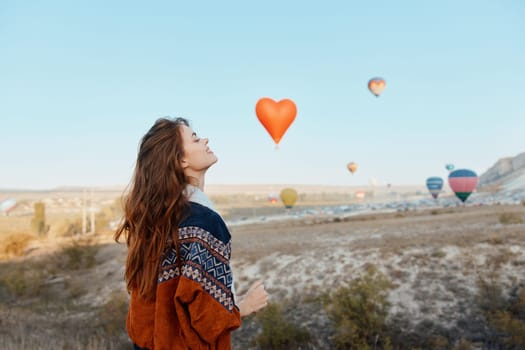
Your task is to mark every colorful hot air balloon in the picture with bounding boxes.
[255,97,297,146]
[355,191,366,200]
[426,177,444,199]
[268,193,279,204]
[368,77,386,97]
[445,164,455,172]
[347,162,358,174]
[0,199,17,215]
[280,188,298,209]
[448,169,478,203]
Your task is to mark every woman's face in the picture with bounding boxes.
[180,125,217,176]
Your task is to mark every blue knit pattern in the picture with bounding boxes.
[158,226,234,311]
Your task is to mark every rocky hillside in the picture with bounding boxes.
[479,151,525,191]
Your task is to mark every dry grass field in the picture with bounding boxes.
[0,187,524,349]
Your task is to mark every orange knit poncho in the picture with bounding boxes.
[127,202,241,350]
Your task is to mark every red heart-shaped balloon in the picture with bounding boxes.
[255,97,297,145]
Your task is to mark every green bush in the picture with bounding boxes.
[451,338,474,350]
[431,249,447,259]
[489,311,525,349]
[477,272,506,313]
[499,212,523,225]
[324,264,393,350]
[254,303,311,350]
[478,272,525,348]
[97,291,129,337]
[0,262,45,299]
[486,288,525,349]
[52,241,98,271]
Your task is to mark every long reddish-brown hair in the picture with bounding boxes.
[115,117,190,301]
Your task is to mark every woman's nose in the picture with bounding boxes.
[204,138,209,144]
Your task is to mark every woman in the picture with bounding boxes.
[115,118,268,350]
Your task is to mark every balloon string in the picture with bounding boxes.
[275,144,279,151]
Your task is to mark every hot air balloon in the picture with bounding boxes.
[445,164,455,172]
[347,162,358,174]
[355,191,366,200]
[448,169,478,203]
[426,177,444,199]
[280,188,298,209]
[0,199,17,215]
[368,77,386,97]
[268,193,279,204]
[255,97,297,146]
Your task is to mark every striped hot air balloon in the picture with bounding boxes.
[426,177,444,199]
[0,199,17,215]
[448,169,478,203]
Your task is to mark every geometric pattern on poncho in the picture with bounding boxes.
[158,226,234,312]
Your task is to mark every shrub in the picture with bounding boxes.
[0,261,45,299]
[478,273,525,348]
[486,249,517,269]
[97,291,129,337]
[324,264,393,350]
[51,240,99,272]
[499,213,523,225]
[486,236,504,245]
[0,233,35,258]
[477,271,506,313]
[451,338,474,350]
[254,303,312,350]
[488,310,525,349]
[57,218,83,237]
[486,288,525,349]
[431,249,447,259]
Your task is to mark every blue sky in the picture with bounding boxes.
[1,0,524,189]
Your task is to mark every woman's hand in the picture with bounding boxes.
[238,280,268,317]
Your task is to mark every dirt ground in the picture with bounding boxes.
[1,203,524,349]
